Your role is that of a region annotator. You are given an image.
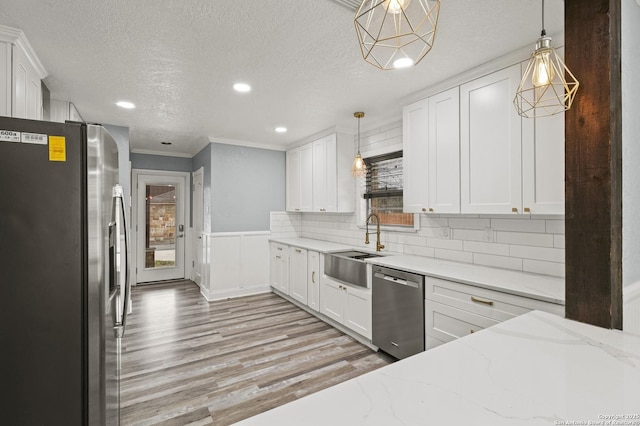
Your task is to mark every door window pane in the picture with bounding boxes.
[145,184,176,269]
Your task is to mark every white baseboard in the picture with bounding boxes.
[200,284,272,302]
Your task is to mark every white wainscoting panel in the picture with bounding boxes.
[200,231,271,301]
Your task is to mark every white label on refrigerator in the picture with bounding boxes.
[0,130,21,143]
[21,132,48,145]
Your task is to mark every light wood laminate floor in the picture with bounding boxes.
[120,280,393,425]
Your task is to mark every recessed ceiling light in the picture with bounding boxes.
[233,83,251,93]
[161,141,172,145]
[116,101,136,109]
[275,127,287,133]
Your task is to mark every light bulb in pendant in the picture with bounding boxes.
[384,0,410,14]
[532,50,554,87]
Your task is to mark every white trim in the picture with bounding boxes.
[200,286,272,302]
[208,136,287,152]
[0,24,47,78]
[285,126,353,150]
[131,169,191,284]
[130,148,194,158]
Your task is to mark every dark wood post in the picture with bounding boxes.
[564,0,622,329]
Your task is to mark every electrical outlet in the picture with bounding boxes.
[483,227,494,242]
[440,226,451,239]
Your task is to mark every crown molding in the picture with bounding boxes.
[0,24,47,79]
[208,136,287,152]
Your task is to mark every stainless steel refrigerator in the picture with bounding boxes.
[0,116,131,425]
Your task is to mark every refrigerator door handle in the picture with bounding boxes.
[113,185,131,338]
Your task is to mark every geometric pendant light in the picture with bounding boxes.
[355,0,441,70]
[514,0,579,118]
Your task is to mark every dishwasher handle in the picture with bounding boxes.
[374,272,421,289]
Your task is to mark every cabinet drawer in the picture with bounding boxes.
[425,276,563,321]
[271,242,289,255]
[425,301,499,347]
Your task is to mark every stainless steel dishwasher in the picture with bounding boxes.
[372,266,425,359]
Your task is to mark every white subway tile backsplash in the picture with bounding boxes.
[496,231,554,247]
[510,245,565,263]
[546,220,565,234]
[464,241,510,256]
[452,229,486,242]
[554,235,565,249]
[474,253,523,271]
[523,259,565,277]
[403,245,435,257]
[448,218,491,230]
[491,218,546,233]
[435,248,473,263]
[427,237,463,251]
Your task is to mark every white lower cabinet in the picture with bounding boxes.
[307,250,320,312]
[269,243,289,295]
[424,275,564,349]
[320,275,372,339]
[289,247,308,305]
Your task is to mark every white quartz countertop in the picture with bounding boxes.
[269,237,564,305]
[236,310,640,426]
[269,237,356,253]
[371,254,564,305]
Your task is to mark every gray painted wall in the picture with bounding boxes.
[210,143,285,232]
[130,153,193,172]
[622,0,640,334]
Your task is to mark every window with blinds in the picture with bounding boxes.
[364,151,414,227]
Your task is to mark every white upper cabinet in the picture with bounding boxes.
[520,58,566,215]
[286,145,313,212]
[460,64,523,214]
[428,87,460,214]
[403,86,460,214]
[286,149,301,212]
[287,133,354,213]
[403,98,430,213]
[0,26,47,120]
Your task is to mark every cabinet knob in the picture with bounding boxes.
[512,207,518,213]
[422,208,427,212]
[470,329,475,334]
[429,208,434,212]
[524,207,531,213]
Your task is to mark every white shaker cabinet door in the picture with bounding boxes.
[289,247,308,306]
[460,64,522,214]
[520,54,565,215]
[0,41,10,117]
[402,98,430,213]
[428,86,460,214]
[299,144,313,212]
[307,251,320,312]
[286,149,301,212]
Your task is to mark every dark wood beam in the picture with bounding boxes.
[564,0,622,329]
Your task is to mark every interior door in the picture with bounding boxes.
[136,172,187,283]
[192,168,204,285]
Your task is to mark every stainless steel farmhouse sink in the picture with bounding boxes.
[324,250,383,288]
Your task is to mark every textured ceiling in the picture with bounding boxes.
[0,0,563,156]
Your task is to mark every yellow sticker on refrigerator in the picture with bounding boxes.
[49,136,66,162]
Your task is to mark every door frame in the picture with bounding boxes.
[131,169,191,285]
[191,167,204,285]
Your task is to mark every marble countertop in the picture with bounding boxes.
[237,310,640,425]
[269,237,564,305]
